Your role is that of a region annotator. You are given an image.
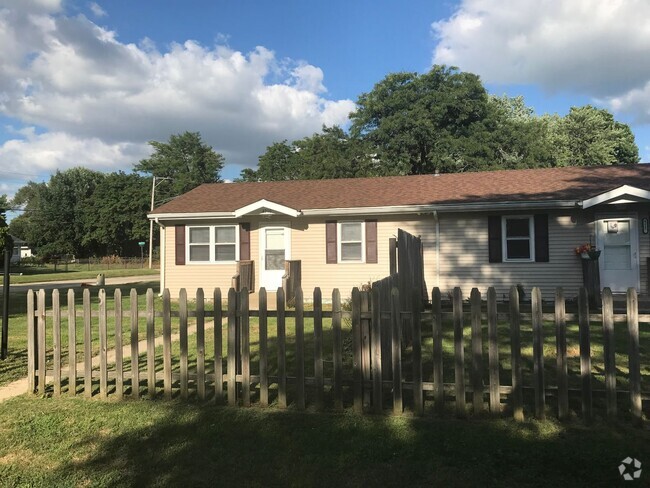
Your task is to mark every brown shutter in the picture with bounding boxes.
[488,216,502,263]
[175,225,186,265]
[534,214,549,262]
[239,223,250,261]
[365,220,378,263]
[326,221,337,264]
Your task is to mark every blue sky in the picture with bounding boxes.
[1,0,649,199]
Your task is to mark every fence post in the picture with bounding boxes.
[114,289,123,400]
[162,288,172,400]
[361,291,372,410]
[241,288,251,407]
[130,288,139,399]
[389,237,397,275]
[214,288,223,401]
[627,288,642,425]
[509,286,523,421]
[371,285,382,414]
[179,288,189,400]
[27,290,35,393]
[83,288,91,398]
[555,288,568,420]
[277,288,287,409]
[295,287,305,411]
[196,288,206,401]
[532,287,545,420]
[352,287,363,413]
[487,287,500,414]
[432,288,444,415]
[67,289,76,396]
[146,289,156,399]
[227,288,237,406]
[470,288,483,414]
[578,287,592,422]
[99,288,107,400]
[390,287,402,415]
[453,287,465,418]
[313,288,324,411]
[332,289,343,410]
[601,288,616,419]
[52,289,61,396]
[259,288,268,407]
[412,287,423,416]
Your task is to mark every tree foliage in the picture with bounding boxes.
[0,195,11,252]
[135,131,225,202]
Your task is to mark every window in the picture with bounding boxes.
[502,216,534,261]
[187,225,238,263]
[339,221,365,262]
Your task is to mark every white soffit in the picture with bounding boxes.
[234,199,300,218]
[581,185,650,209]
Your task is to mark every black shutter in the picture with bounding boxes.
[488,216,502,263]
[534,214,549,262]
[175,225,186,265]
[239,223,250,261]
[326,221,337,264]
[365,220,378,263]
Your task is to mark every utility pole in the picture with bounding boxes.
[1,246,9,360]
[148,176,171,269]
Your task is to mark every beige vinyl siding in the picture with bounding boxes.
[437,211,591,300]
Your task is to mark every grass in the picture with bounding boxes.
[8,265,158,284]
[0,395,648,487]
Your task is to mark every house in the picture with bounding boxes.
[148,164,650,300]
[9,235,31,265]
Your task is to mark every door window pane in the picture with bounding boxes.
[604,245,631,270]
[265,250,285,270]
[265,228,285,250]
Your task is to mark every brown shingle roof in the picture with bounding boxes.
[151,164,650,214]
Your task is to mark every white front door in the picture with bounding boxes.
[596,215,640,292]
[259,224,291,290]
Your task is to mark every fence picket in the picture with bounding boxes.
[179,288,189,400]
[227,288,237,406]
[259,288,268,407]
[277,288,287,408]
[627,288,642,425]
[532,287,545,420]
[578,287,592,422]
[196,288,206,401]
[130,289,139,399]
[371,285,382,414]
[99,289,108,400]
[555,288,568,420]
[68,289,76,396]
[241,289,251,407]
[432,288,443,414]
[52,289,61,396]
[114,289,123,400]
[83,288,91,398]
[601,288,616,419]
[487,287,499,414]
[352,287,362,413]
[361,291,371,409]
[509,286,523,421]
[412,288,423,416]
[453,287,465,417]
[332,289,343,410]
[147,289,156,399]
[295,288,305,411]
[162,288,172,400]
[214,288,223,401]
[391,287,402,415]
[470,288,483,414]
[313,288,324,411]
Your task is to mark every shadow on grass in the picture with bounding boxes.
[50,400,650,488]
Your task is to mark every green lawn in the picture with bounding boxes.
[0,395,647,487]
[8,266,159,284]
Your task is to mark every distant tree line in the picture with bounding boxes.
[4,65,640,256]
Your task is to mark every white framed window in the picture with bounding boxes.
[338,221,365,263]
[502,216,535,262]
[187,224,238,264]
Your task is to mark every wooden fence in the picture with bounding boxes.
[26,285,647,424]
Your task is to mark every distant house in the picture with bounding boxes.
[9,235,31,265]
[148,165,650,299]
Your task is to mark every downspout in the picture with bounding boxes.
[433,210,440,288]
[155,218,166,294]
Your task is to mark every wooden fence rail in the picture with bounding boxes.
[27,285,647,425]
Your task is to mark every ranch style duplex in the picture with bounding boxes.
[149,164,650,300]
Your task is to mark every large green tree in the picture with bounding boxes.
[135,131,225,202]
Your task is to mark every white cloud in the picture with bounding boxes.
[0,2,354,180]
[433,0,650,122]
[88,2,107,18]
